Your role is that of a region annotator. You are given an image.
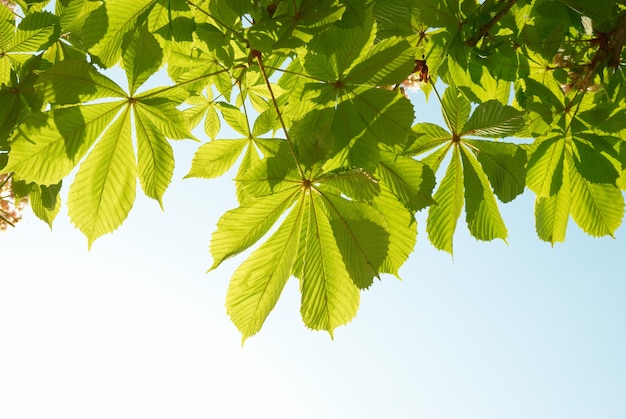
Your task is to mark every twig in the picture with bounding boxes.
[466,0,517,48]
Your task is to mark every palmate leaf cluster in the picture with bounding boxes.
[0,0,625,340]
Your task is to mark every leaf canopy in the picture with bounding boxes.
[1,0,625,338]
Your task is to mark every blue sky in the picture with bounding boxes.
[0,73,625,418]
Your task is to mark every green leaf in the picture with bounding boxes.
[217,102,250,137]
[87,0,157,67]
[5,102,124,185]
[57,0,102,33]
[464,139,526,203]
[526,133,565,197]
[460,145,508,242]
[440,84,470,135]
[291,108,335,171]
[535,185,570,244]
[344,36,415,86]
[317,167,380,202]
[427,145,464,253]
[36,60,127,104]
[29,181,61,228]
[376,149,436,211]
[352,88,415,147]
[122,26,163,95]
[133,96,195,140]
[328,98,380,171]
[371,183,417,277]
[134,106,174,205]
[462,100,524,138]
[567,153,624,237]
[236,146,301,199]
[322,194,389,289]
[406,123,452,155]
[302,8,373,81]
[9,11,59,53]
[0,4,15,52]
[67,107,136,247]
[296,192,360,335]
[572,137,620,185]
[226,201,303,342]
[185,139,247,179]
[209,188,299,270]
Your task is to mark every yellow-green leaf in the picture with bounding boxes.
[67,107,136,247]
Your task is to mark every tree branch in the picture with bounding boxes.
[466,0,517,48]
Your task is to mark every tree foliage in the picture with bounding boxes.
[0,0,625,340]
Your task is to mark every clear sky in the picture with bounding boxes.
[0,71,625,419]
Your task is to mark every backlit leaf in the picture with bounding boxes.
[460,145,508,242]
[185,139,247,179]
[322,194,389,289]
[296,192,360,335]
[568,153,624,237]
[5,102,124,185]
[210,188,299,270]
[226,201,303,342]
[427,145,464,253]
[464,139,526,203]
[526,133,565,197]
[67,107,136,247]
[462,100,524,138]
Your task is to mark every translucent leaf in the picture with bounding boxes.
[352,88,415,147]
[567,153,624,237]
[9,11,59,52]
[427,145,464,253]
[0,4,15,52]
[303,17,373,81]
[204,105,221,140]
[134,107,174,206]
[185,139,247,179]
[236,147,301,199]
[226,202,303,342]
[328,99,380,171]
[464,139,526,203]
[57,0,101,33]
[344,36,415,86]
[37,60,127,104]
[535,185,570,244]
[526,133,565,197]
[462,100,524,138]
[406,123,452,155]
[122,26,163,95]
[572,138,620,185]
[251,108,278,137]
[29,182,61,228]
[460,146,508,242]
[67,108,136,247]
[87,0,157,67]
[133,97,195,140]
[322,194,389,289]
[5,102,124,185]
[372,183,416,277]
[210,188,300,270]
[317,167,380,201]
[296,193,360,335]
[377,149,436,211]
[217,102,250,137]
[291,108,334,170]
[235,144,262,206]
[441,84,470,135]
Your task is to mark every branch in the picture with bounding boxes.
[578,12,626,92]
[253,50,306,179]
[466,0,517,48]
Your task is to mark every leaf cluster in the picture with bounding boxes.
[0,0,625,339]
